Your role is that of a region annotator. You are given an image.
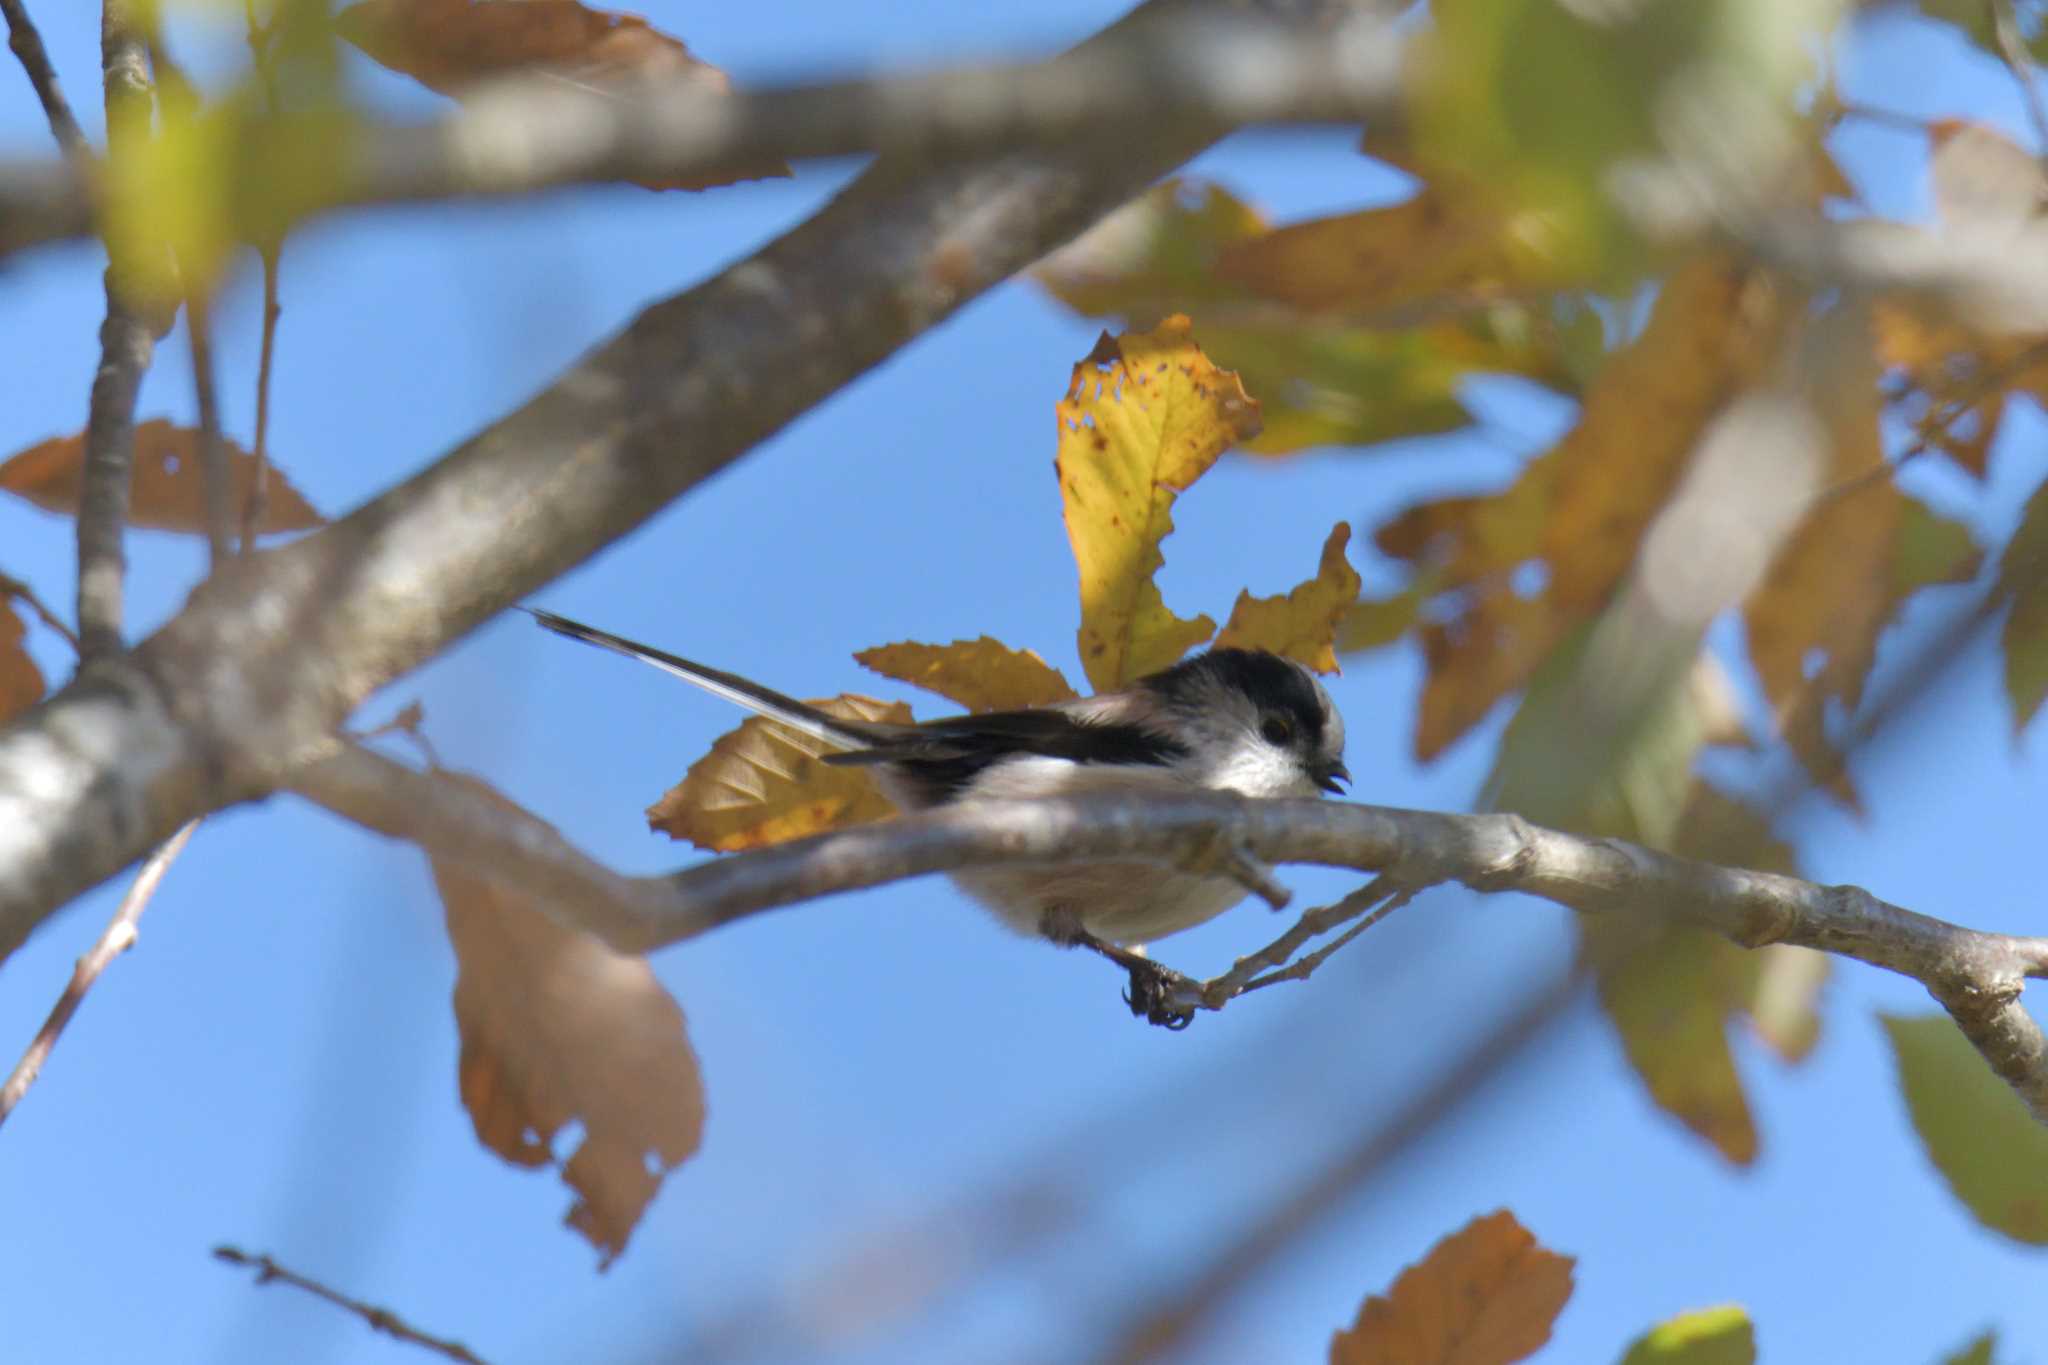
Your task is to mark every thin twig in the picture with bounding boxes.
[0,819,195,1129]
[75,2,159,659]
[1993,0,2048,168]
[0,572,78,650]
[240,0,281,553]
[212,1246,490,1365]
[1197,877,1402,1007]
[186,300,233,564]
[1234,886,1417,996]
[0,0,89,167]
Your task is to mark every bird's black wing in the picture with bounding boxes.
[823,708,1187,803]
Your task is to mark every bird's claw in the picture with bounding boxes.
[1122,960,1196,1030]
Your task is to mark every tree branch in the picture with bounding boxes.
[0,13,1403,254]
[290,749,2048,1123]
[0,0,89,168]
[75,1,158,660]
[0,0,1363,956]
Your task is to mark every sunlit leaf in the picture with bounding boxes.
[1329,1209,1573,1365]
[0,600,43,725]
[1056,317,1257,690]
[1375,254,1780,760]
[430,773,705,1267]
[1883,1012,2048,1245]
[854,637,1078,712]
[0,419,323,535]
[337,0,787,189]
[1214,522,1361,674]
[1617,1305,1755,1365]
[648,694,910,851]
[1339,585,1427,653]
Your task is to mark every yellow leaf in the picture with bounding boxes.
[0,601,43,725]
[1592,921,1759,1164]
[1214,522,1362,674]
[854,637,1077,712]
[646,694,910,852]
[0,419,324,534]
[1329,1210,1574,1365]
[1376,255,1782,759]
[1618,1305,1756,1365]
[1056,316,1258,690]
[430,774,704,1268]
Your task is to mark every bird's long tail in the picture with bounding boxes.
[523,607,878,751]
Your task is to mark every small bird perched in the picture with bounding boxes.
[525,608,1350,1026]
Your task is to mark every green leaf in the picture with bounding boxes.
[1617,1305,1755,1365]
[1893,497,1982,595]
[2000,477,2048,733]
[1939,1330,1998,1365]
[1883,1013,2048,1244]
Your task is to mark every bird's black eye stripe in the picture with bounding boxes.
[1260,715,1292,746]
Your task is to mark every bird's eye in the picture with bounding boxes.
[1260,715,1293,746]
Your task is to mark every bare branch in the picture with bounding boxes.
[290,746,2048,1120]
[186,301,232,564]
[1,0,89,168]
[0,819,194,1129]
[0,0,1365,955]
[211,1246,489,1365]
[75,2,158,660]
[0,12,1404,255]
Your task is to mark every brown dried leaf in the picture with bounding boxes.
[648,694,910,851]
[1377,255,1782,759]
[1214,522,1361,674]
[854,638,1078,713]
[1219,186,1586,320]
[1329,1210,1574,1365]
[0,419,322,535]
[337,0,789,190]
[0,601,43,724]
[431,774,704,1267]
[1057,316,1258,691]
[1745,344,1980,803]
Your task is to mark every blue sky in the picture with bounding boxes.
[2,3,2045,1363]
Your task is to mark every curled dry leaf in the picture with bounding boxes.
[1377,255,1782,760]
[0,601,43,725]
[430,774,705,1267]
[337,0,789,190]
[1329,1209,1574,1365]
[1057,316,1258,692]
[854,638,1077,713]
[648,694,911,852]
[0,419,322,535]
[1214,522,1361,674]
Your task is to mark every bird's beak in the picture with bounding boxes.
[1314,760,1351,795]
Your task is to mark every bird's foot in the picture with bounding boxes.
[1120,957,1197,1030]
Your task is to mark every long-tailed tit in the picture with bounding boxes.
[526,608,1350,1025]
